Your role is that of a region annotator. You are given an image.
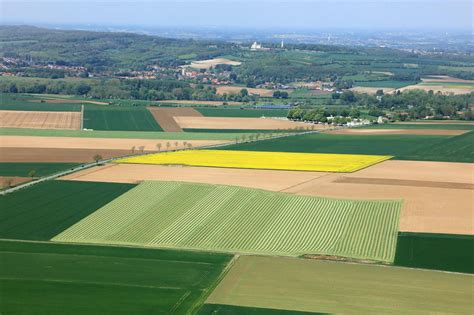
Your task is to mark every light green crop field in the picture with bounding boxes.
[207,256,474,314]
[0,128,246,140]
[53,181,401,262]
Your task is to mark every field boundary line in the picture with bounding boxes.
[190,254,240,314]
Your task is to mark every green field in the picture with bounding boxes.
[364,123,474,130]
[206,256,474,314]
[0,181,135,240]
[394,232,474,274]
[183,128,299,134]
[54,181,401,262]
[354,80,417,88]
[0,128,248,140]
[0,93,82,111]
[198,304,321,315]
[196,108,288,118]
[220,132,474,162]
[0,240,231,314]
[0,163,79,177]
[83,107,163,131]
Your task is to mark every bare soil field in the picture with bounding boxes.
[0,110,81,130]
[154,100,242,106]
[0,148,133,162]
[189,58,242,70]
[215,86,276,97]
[174,116,317,130]
[422,76,474,83]
[398,84,474,95]
[393,121,474,125]
[350,87,396,94]
[30,99,108,105]
[0,136,227,151]
[283,160,474,235]
[327,128,468,136]
[0,176,33,188]
[147,107,202,132]
[60,163,329,190]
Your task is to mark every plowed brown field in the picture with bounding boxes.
[0,136,227,151]
[147,107,202,132]
[0,110,81,130]
[174,117,316,130]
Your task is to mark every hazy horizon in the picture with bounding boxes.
[2,0,472,32]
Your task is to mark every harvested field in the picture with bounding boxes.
[0,148,134,163]
[0,110,81,130]
[147,107,202,132]
[115,150,391,173]
[421,76,474,83]
[0,176,32,188]
[189,58,241,69]
[0,240,231,314]
[0,180,135,240]
[60,164,329,190]
[215,86,276,97]
[327,128,468,136]
[398,83,474,95]
[283,160,474,235]
[350,86,395,94]
[0,136,227,151]
[393,120,474,125]
[174,117,315,130]
[206,256,473,314]
[155,100,242,106]
[54,181,401,262]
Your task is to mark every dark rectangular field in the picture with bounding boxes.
[0,180,135,240]
[394,232,474,274]
[0,240,232,314]
[83,107,163,131]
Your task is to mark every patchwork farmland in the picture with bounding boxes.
[53,181,401,262]
[0,110,81,130]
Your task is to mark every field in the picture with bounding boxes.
[0,162,78,176]
[53,181,401,262]
[0,176,32,188]
[282,160,474,235]
[196,108,288,118]
[198,304,318,315]
[83,107,162,131]
[115,150,392,173]
[0,93,83,111]
[147,107,202,132]
[0,180,135,240]
[215,86,275,97]
[0,148,136,163]
[0,127,252,140]
[0,110,81,129]
[0,240,231,314]
[221,132,474,163]
[328,128,468,136]
[60,163,329,190]
[0,136,227,152]
[206,256,473,314]
[155,100,243,106]
[364,123,474,130]
[394,232,474,273]
[173,116,312,130]
[189,58,241,69]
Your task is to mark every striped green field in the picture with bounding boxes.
[53,181,401,262]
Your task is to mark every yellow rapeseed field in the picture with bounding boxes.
[115,150,392,172]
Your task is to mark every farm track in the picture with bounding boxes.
[53,181,401,262]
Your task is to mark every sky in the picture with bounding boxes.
[1,0,472,31]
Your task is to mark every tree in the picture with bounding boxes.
[174,141,179,149]
[93,154,103,163]
[131,146,136,154]
[156,143,162,151]
[28,170,37,178]
[240,88,248,97]
[166,142,171,150]
[349,107,360,118]
[187,143,193,149]
[3,178,13,189]
[138,146,145,153]
[183,141,188,149]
